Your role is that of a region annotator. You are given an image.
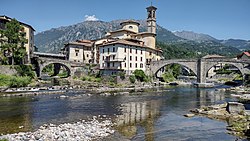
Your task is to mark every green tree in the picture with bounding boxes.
[0,19,27,65]
[133,69,149,82]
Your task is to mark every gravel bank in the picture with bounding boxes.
[0,118,114,141]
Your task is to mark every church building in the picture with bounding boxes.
[99,6,163,75]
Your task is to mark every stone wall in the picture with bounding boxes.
[0,65,17,75]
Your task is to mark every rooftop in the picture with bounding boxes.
[120,20,140,26]
[0,15,35,31]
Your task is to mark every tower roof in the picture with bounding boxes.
[146,6,157,11]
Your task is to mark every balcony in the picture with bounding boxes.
[105,57,124,62]
[101,66,124,70]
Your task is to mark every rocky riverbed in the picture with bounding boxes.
[190,102,250,138]
[0,117,114,141]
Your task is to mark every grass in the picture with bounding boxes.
[0,74,31,88]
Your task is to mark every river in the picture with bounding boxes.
[0,86,242,140]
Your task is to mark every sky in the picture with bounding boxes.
[1,0,250,40]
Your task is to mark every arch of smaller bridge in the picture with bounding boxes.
[150,60,198,77]
[38,59,72,77]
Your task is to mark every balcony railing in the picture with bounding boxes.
[105,58,124,62]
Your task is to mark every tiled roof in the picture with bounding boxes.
[100,39,162,53]
[237,52,250,59]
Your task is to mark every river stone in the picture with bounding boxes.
[226,102,245,114]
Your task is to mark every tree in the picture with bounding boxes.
[0,19,27,65]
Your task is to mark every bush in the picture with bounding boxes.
[0,74,31,88]
[129,75,136,83]
[162,70,175,83]
[133,69,149,82]
[15,65,35,78]
[118,72,126,80]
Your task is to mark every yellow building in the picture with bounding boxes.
[0,15,35,64]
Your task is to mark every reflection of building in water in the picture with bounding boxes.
[197,90,225,106]
[116,100,161,139]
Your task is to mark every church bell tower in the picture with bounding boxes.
[146,5,157,34]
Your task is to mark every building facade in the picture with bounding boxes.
[99,6,163,75]
[61,40,93,63]
[0,15,35,64]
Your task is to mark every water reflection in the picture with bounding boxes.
[0,97,33,134]
[196,89,225,107]
[116,100,161,140]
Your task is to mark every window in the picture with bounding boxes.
[124,48,126,53]
[103,48,104,53]
[129,26,133,29]
[130,63,132,68]
[76,53,78,56]
[103,56,104,60]
[108,48,110,54]
[136,49,137,54]
[141,57,143,61]
[130,48,132,53]
[140,63,143,68]
[135,63,137,68]
[113,55,115,60]
[87,54,89,57]
[124,63,126,67]
[102,63,104,67]
[113,47,115,52]
[130,56,132,61]
[141,50,143,54]
[150,52,152,55]
[112,62,114,67]
[135,56,137,61]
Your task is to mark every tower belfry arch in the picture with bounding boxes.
[146,5,157,34]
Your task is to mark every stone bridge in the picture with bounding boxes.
[150,58,250,83]
[33,52,89,78]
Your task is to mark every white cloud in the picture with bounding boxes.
[84,15,99,21]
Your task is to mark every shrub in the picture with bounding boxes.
[14,65,35,78]
[0,74,31,87]
[118,72,126,80]
[129,75,136,83]
[133,69,149,82]
[162,70,175,83]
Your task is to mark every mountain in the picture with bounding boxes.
[35,20,241,58]
[35,20,182,53]
[220,39,250,51]
[173,31,218,42]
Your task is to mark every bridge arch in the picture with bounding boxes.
[150,60,198,77]
[39,61,72,78]
[204,62,245,77]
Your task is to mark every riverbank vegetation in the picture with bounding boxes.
[0,74,31,88]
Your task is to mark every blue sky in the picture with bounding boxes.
[1,0,250,40]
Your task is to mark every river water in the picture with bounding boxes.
[0,86,243,140]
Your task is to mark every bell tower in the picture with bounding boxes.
[146,5,157,34]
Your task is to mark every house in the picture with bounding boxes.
[237,52,250,60]
[0,15,35,64]
[99,6,163,75]
[61,40,94,63]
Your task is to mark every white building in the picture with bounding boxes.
[62,40,93,63]
[99,6,163,75]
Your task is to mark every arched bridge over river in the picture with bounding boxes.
[149,58,250,83]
